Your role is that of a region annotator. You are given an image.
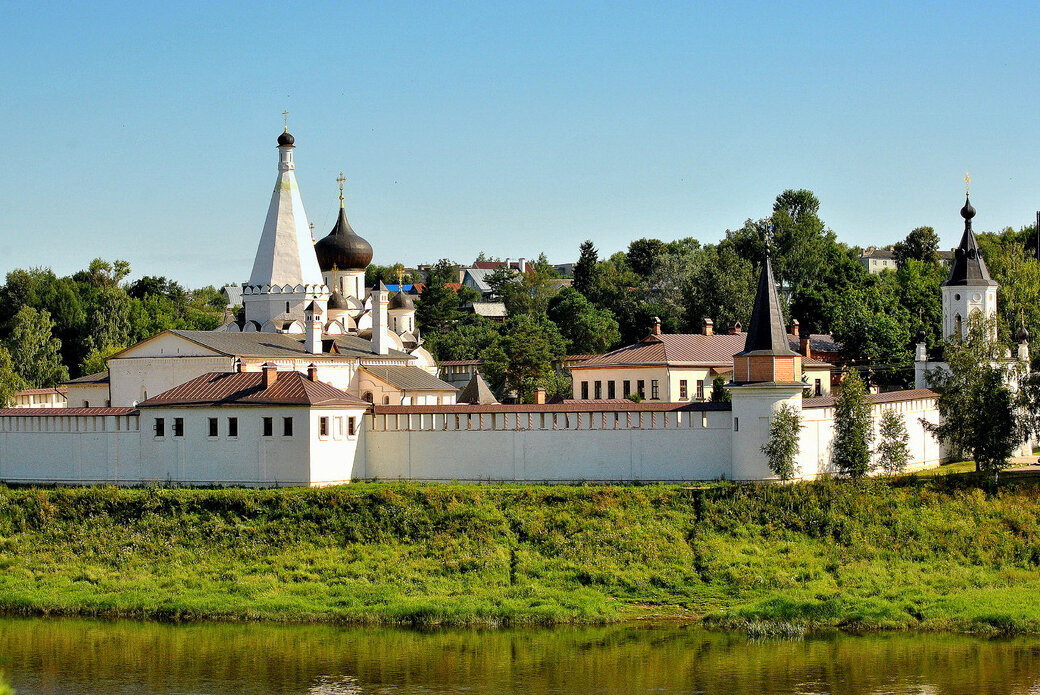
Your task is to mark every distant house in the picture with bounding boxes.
[438,359,484,389]
[464,301,508,322]
[9,387,67,409]
[460,268,496,298]
[569,319,836,403]
[860,247,955,274]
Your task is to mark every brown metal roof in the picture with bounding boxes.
[118,330,415,361]
[362,366,458,392]
[803,388,937,409]
[439,359,484,366]
[374,401,731,414]
[67,371,110,385]
[138,371,369,408]
[12,387,68,395]
[576,333,747,367]
[0,407,136,417]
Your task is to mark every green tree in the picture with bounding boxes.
[927,314,1023,477]
[573,240,599,298]
[626,238,666,278]
[80,343,124,376]
[893,226,940,267]
[710,374,731,403]
[762,403,802,482]
[875,409,910,475]
[687,244,756,330]
[0,346,24,407]
[832,369,874,478]
[828,282,912,387]
[480,315,563,403]
[546,288,620,354]
[5,306,69,388]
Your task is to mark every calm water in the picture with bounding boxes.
[1,617,1039,694]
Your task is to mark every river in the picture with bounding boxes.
[1,617,1038,694]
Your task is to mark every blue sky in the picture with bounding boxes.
[2,1,1039,287]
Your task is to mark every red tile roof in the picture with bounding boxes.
[0,407,136,417]
[139,371,369,408]
[574,333,839,369]
[13,387,68,396]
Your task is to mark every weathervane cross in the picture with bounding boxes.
[337,172,346,205]
[283,110,290,132]
[964,171,971,195]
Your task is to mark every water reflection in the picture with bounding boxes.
[1,617,1039,694]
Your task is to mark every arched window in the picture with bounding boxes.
[363,391,373,403]
[383,395,390,405]
[955,313,962,341]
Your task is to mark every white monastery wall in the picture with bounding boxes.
[363,408,733,482]
[0,414,141,484]
[110,356,233,407]
[66,383,110,408]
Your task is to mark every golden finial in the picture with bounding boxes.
[396,265,405,287]
[283,110,290,132]
[964,171,971,195]
[309,221,315,245]
[336,172,346,208]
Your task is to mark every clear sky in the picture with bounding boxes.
[2,1,1039,288]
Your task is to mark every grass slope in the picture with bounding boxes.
[1,474,1040,633]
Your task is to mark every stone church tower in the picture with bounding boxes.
[940,193,998,341]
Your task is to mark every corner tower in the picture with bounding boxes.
[941,193,997,340]
[242,127,329,330]
[729,251,805,480]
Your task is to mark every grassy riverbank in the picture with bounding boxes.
[1,475,1040,633]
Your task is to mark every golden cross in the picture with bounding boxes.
[396,266,405,287]
[336,172,346,205]
[964,171,971,195]
[282,110,289,131]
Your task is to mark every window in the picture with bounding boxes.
[734,417,739,432]
[594,381,602,399]
[228,417,238,437]
[607,381,616,399]
[208,418,218,437]
[623,380,631,398]
[262,417,273,437]
[154,417,165,437]
[173,418,184,437]
[814,379,822,397]
[285,301,290,313]
[335,417,344,437]
[696,380,705,400]
[383,395,390,405]
[319,417,329,437]
[637,380,645,398]
[283,416,293,437]
[651,380,659,400]
[679,380,688,400]
[348,417,356,436]
[363,391,374,403]
[581,381,589,399]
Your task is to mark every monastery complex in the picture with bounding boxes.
[0,130,1028,485]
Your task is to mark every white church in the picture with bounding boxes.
[0,130,1026,485]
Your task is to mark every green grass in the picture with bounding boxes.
[2,474,1040,633]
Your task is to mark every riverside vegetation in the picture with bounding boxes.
[2,476,1040,634]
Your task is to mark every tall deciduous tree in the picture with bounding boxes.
[0,346,24,407]
[762,403,802,482]
[546,288,620,354]
[893,226,941,267]
[5,306,69,388]
[626,238,666,278]
[832,369,874,478]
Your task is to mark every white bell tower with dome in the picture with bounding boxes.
[940,183,998,342]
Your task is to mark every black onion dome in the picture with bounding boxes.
[314,206,373,271]
[916,327,928,344]
[277,130,295,146]
[328,289,350,311]
[961,195,976,220]
[1018,325,1030,342]
[389,291,415,310]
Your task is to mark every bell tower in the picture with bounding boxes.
[941,178,997,341]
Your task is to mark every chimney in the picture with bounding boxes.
[262,362,277,388]
[307,363,319,382]
[790,319,800,337]
[504,257,511,271]
[728,321,742,335]
[234,358,244,373]
[652,316,662,336]
[305,301,323,355]
[371,281,390,356]
[701,318,714,336]
[518,257,527,273]
[800,335,811,359]
[534,387,546,404]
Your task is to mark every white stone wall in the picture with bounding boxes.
[363,409,733,482]
[0,414,141,484]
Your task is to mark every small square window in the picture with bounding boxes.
[607,381,616,399]
[637,380,645,398]
[173,418,184,437]
[348,417,356,436]
[580,381,589,399]
[650,380,660,400]
[228,417,238,437]
[154,417,165,438]
[283,417,293,437]
[696,380,705,400]
[208,418,218,437]
[679,380,688,399]
[594,381,602,399]
[262,417,273,437]
[623,380,631,398]
[319,416,329,437]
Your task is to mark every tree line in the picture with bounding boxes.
[0,259,227,404]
